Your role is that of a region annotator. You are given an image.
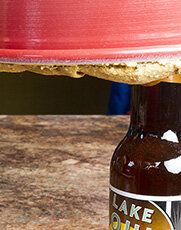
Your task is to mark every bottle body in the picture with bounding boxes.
[109,83,181,230]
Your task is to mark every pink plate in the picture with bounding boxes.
[0,0,181,64]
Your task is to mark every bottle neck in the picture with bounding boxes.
[130,82,181,134]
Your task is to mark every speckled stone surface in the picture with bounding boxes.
[0,116,129,230]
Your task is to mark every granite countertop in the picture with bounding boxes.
[0,116,129,230]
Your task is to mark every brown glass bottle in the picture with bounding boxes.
[109,82,181,230]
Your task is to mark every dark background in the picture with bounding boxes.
[0,72,111,114]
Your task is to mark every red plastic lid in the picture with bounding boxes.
[0,0,181,64]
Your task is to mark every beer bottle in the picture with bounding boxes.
[110,82,181,230]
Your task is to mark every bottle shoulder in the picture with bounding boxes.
[111,132,181,173]
[110,132,181,195]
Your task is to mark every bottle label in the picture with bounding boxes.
[110,185,181,230]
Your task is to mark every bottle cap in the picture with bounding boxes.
[145,75,181,86]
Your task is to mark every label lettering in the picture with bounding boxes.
[119,200,128,215]
[142,208,154,223]
[110,186,176,230]
[129,204,142,220]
